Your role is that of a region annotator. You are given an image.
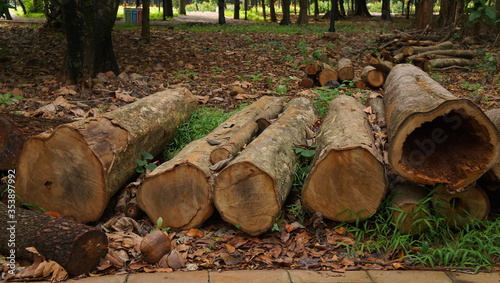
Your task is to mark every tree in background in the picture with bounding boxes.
[381,0,391,20]
[218,0,225,24]
[141,0,150,41]
[269,0,277,22]
[415,0,434,29]
[296,0,308,24]
[179,0,186,15]
[163,0,174,19]
[353,0,371,16]
[61,0,120,83]
[280,0,291,25]
[234,0,240,19]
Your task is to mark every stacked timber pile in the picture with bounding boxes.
[298,58,355,88]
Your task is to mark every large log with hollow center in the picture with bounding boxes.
[484,109,500,182]
[384,64,499,191]
[214,98,316,236]
[301,95,387,222]
[137,96,285,230]
[15,88,198,223]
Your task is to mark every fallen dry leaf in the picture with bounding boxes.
[186,228,204,238]
[33,260,68,282]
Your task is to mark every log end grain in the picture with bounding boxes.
[319,69,339,86]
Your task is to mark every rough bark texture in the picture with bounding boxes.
[415,0,434,29]
[367,96,386,127]
[361,65,385,88]
[366,54,393,74]
[137,96,285,230]
[390,182,429,234]
[384,64,500,191]
[337,58,355,81]
[302,95,387,222]
[484,109,500,182]
[0,204,108,275]
[403,41,454,56]
[407,50,476,62]
[428,58,478,69]
[432,184,490,227]
[16,88,198,223]
[0,114,70,171]
[214,98,316,235]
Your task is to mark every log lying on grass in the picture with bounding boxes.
[0,204,108,275]
[384,64,500,191]
[137,96,285,230]
[0,114,70,171]
[16,88,198,223]
[432,184,490,227]
[214,98,316,235]
[302,95,387,222]
[390,182,429,234]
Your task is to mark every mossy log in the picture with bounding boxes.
[390,182,429,234]
[137,96,285,230]
[302,95,387,222]
[16,88,198,223]
[384,64,499,191]
[214,98,316,235]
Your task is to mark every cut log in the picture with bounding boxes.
[353,75,367,89]
[210,98,286,164]
[0,204,108,275]
[384,64,500,191]
[366,54,393,74]
[361,65,385,88]
[366,95,386,128]
[428,58,478,69]
[318,64,339,86]
[214,98,316,235]
[402,41,454,56]
[406,49,476,62]
[412,57,431,72]
[432,184,490,227]
[16,88,198,223]
[299,76,316,88]
[337,58,355,81]
[390,182,429,234]
[302,95,387,222]
[393,52,406,63]
[304,62,322,76]
[483,109,500,182]
[137,96,285,230]
[0,114,70,171]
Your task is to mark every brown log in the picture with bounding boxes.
[302,95,387,222]
[390,182,429,234]
[432,184,490,227]
[318,64,339,86]
[428,58,478,69]
[304,62,322,75]
[402,41,454,56]
[393,52,406,63]
[384,64,500,191]
[406,40,439,46]
[16,88,198,223]
[354,78,367,89]
[210,98,286,165]
[366,95,386,128]
[337,58,355,81]
[299,76,315,88]
[0,114,70,171]
[137,96,285,230]
[361,66,385,88]
[412,57,431,72]
[406,50,476,62]
[483,109,500,182]
[0,204,108,275]
[214,98,316,235]
[366,54,393,74]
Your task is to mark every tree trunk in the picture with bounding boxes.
[337,58,355,81]
[261,0,267,21]
[313,0,319,18]
[179,0,186,15]
[0,114,70,171]
[61,0,120,84]
[235,0,240,19]
[280,0,291,25]
[361,65,385,88]
[302,95,387,222]
[269,0,277,22]
[164,0,174,19]
[353,0,371,16]
[16,88,198,223]
[384,64,500,191]
[141,0,151,41]
[296,0,308,24]
[381,0,391,20]
[415,0,434,30]
[438,0,463,28]
[390,182,429,234]
[0,204,108,275]
[137,96,285,230]
[432,184,490,227]
[214,98,316,235]
[218,0,226,24]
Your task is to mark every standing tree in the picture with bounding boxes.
[261,0,267,21]
[437,0,463,28]
[382,0,392,20]
[297,0,308,24]
[163,0,174,19]
[61,0,120,83]
[269,0,277,22]
[415,0,434,29]
[353,0,371,16]
[218,0,226,24]
[280,0,291,25]
[142,0,151,41]
[179,0,186,15]
[234,0,240,19]
[313,0,320,19]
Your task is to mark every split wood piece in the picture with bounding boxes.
[366,54,393,74]
[483,109,500,182]
[428,58,478,69]
[318,64,339,86]
[0,114,70,171]
[0,204,108,275]
[302,95,387,222]
[210,98,286,164]
[384,64,500,191]
[390,182,429,234]
[402,41,454,56]
[406,50,476,62]
[137,96,285,230]
[16,88,198,223]
[432,184,490,227]
[299,76,316,88]
[366,95,386,128]
[337,58,355,81]
[361,66,385,88]
[304,62,323,76]
[214,98,316,235]
[393,52,406,63]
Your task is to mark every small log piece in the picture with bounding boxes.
[384,64,500,191]
[402,41,454,56]
[214,98,316,235]
[16,88,198,223]
[428,58,478,69]
[318,64,339,86]
[337,58,355,81]
[304,62,323,76]
[299,76,316,88]
[406,50,476,62]
[390,182,429,234]
[361,65,385,88]
[302,95,387,222]
[0,204,108,275]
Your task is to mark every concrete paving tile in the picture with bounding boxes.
[446,271,500,283]
[127,270,209,283]
[210,269,291,283]
[64,274,127,283]
[288,270,373,282]
[367,270,453,283]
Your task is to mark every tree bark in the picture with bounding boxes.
[390,182,429,234]
[438,0,463,28]
[234,0,240,19]
[415,0,435,29]
[141,0,151,41]
[384,64,500,191]
[179,0,186,15]
[483,109,500,182]
[214,98,316,235]
[0,204,108,275]
[302,95,387,222]
[61,0,120,84]
[296,0,308,24]
[366,95,386,127]
[337,58,355,81]
[406,49,476,62]
[299,76,316,88]
[16,88,198,223]
[269,0,277,22]
[427,58,477,69]
[366,54,393,74]
[403,41,454,56]
[137,96,285,230]
[381,0,391,21]
[164,0,174,19]
[218,0,226,24]
[353,0,371,16]
[280,0,291,25]
[361,65,385,88]
[0,114,71,171]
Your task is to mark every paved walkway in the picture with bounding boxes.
[57,270,500,283]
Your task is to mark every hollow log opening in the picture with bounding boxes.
[400,110,494,186]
